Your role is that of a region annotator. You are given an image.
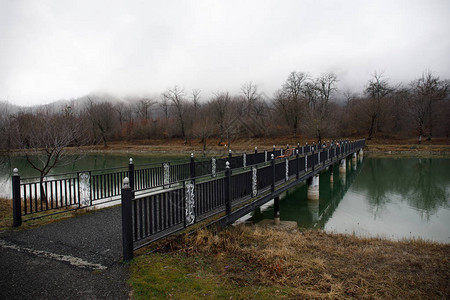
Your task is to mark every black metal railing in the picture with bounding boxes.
[120,139,366,259]
[12,139,366,226]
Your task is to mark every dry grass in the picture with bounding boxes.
[0,197,13,230]
[0,197,93,231]
[69,136,450,156]
[132,225,450,299]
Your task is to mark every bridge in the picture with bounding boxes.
[11,139,365,261]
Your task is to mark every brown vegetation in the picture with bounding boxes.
[132,225,450,299]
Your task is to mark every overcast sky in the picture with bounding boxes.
[1,0,449,106]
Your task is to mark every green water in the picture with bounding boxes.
[0,152,190,198]
[250,156,450,243]
[2,153,449,243]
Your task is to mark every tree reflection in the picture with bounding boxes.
[406,158,449,220]
[353,157,449,220]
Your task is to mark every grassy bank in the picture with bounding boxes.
[0,197,94,231]
[129,225,450,299]
[71,137,449,155]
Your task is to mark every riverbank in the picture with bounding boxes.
[130,224,449,299]
[2,137,449,157]
[76,136,450,156]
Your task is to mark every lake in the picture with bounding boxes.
[1,153,449,243]
[0,152,193,199]
[250,156,450,243]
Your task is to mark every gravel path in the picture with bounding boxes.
[0,206,131,300]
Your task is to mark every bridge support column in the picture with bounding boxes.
[274,196,280,225]
[339,159,346,174]
[307,175,319,222]
[307,175,319,200]
[308,197,319,223]
[352,152,357,164]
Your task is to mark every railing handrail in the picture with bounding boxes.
[18,140,363,181]
[12,139,365,225]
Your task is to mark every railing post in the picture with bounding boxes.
[312,148,315,172]
[272,145,276,158]
[12,168,21,227]
[228,150,232,168]
[254,146,257,165]
[225,161,231,216]
[296,149,299,180]
[190,153,196,179]
[121,177,133,262]
[128,158,134,196]
[271,154,275,193]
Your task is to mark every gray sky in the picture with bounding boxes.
[1,0,449,106]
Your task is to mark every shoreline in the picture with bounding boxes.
[130,225,450,299]
[2,137,449,157]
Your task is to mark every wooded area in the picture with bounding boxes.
[1,70,449,156]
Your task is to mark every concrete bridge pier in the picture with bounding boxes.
[274,196,280,225]
[307,175,320,200]
[339,159,346,174]
[307,175,320,222]
[352,153,357,170]
[308,197,319,223]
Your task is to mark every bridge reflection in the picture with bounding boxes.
[249,156,364,229]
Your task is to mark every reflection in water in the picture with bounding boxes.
[251,158,363,229]
[353,157,449,221]
[250,156,450,243]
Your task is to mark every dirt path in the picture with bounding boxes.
[0,206,130,300]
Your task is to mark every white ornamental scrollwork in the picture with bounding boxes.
[78,172,91,206]
[243,153,246,168]
[252,166,257,197]
[285,158,289,181]
[305,155,308,170]
[163,163,170,185]
[318,151,320,164]
[185,181,195,226]
[264,151,267,162]
[211,158,216,177]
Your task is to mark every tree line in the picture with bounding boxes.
[1,70,449,157]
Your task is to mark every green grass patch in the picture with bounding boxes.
[129,252,290,299]
[129,225,450,299]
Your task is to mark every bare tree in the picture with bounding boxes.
[10,108,91,200]
[135,98,154,120]
[241,82,259,116]
[410,71,449,142]
[209,91,232,144]
[0,102,11,150]
[86,99,118,147]
[192,104,214,152]
[273,71,308,137]
[312,72,338,142]
[364,71,395,139]
[191,89,201,118]
[163,86,188,144]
